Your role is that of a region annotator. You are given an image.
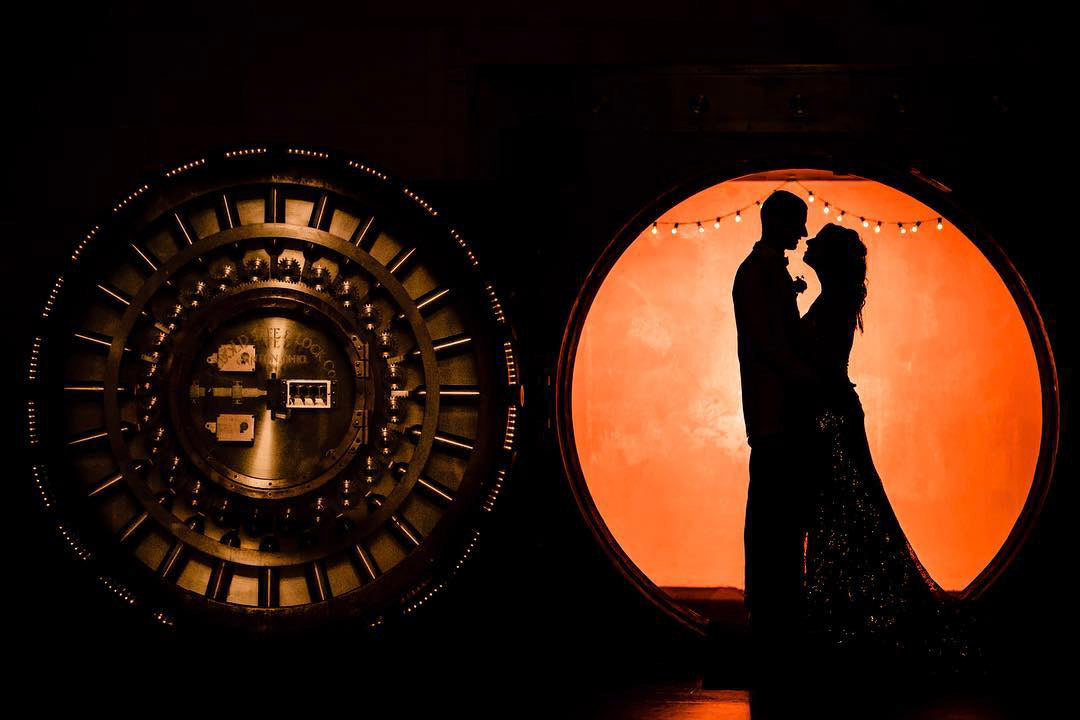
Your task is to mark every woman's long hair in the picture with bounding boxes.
[815,223,868,332]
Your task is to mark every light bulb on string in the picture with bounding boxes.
[647,199,936,240]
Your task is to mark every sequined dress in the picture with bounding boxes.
[799,295,975,676]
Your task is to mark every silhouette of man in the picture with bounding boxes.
[732,190,816,685]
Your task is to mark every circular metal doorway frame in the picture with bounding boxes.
[554,158,1061,636]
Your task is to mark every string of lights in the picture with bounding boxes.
[650,180,945,236]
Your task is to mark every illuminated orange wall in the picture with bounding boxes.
[571,178,1043,591]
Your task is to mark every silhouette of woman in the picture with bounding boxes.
[799,223,976,679]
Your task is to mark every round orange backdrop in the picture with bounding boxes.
[571,175,1043,591]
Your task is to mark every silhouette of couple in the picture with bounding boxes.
[733,191,972,688]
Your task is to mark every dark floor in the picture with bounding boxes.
[661,587,748,627]
[560,678,1033,719]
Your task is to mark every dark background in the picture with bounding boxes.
[6,2,1074,712]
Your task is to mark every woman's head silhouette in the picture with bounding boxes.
[805,222,869,332]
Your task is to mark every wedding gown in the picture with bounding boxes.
[798,295,976,677]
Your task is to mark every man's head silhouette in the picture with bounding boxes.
[760,190,808,251]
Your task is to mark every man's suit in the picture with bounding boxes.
[733,240,814,652]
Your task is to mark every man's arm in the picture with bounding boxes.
[733,264,815,381]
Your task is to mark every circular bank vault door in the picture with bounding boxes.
[25,147,522,631]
